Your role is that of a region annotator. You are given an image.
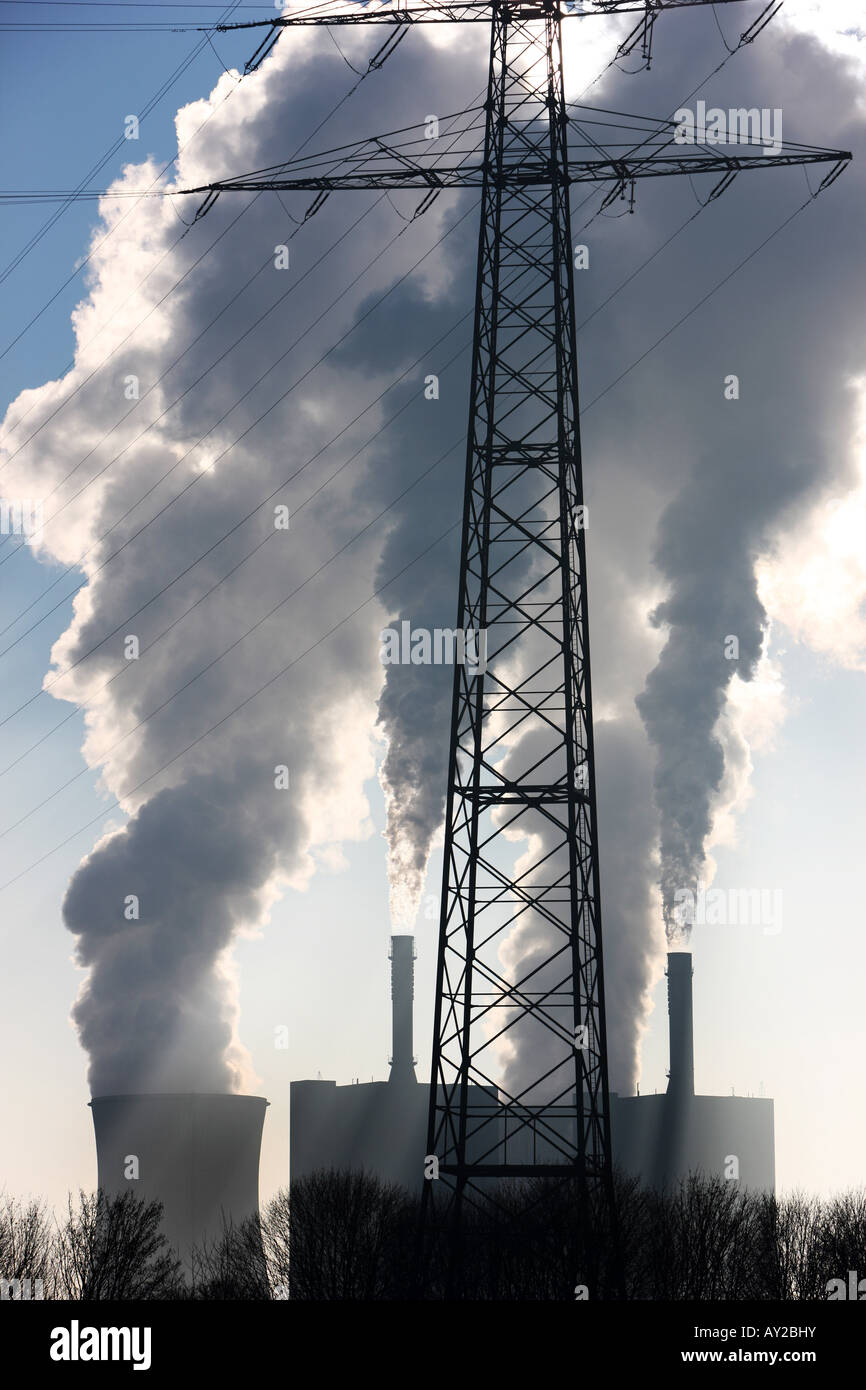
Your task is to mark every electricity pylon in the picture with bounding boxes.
[185,0,849,1287]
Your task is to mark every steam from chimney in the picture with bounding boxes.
[1,17,863,1110]
[378,664,452,930]
[634,461,768,948]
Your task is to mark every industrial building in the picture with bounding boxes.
[84,945,772,1266]
[290,936,500,1191]
[610,953,775,1191]
[290,940,774,1193]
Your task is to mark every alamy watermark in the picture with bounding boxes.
[826,1270,866,1300]
[380,622,488,674]
[673,101,783,156]
[1,1276,44,1299]
[0,498,43,541]
[50,1321,151,1370]
[673,882,782,935]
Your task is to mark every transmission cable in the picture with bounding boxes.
[0,516,461,897]
[0,79,832,880]
[0,425,467,842]
[0,286,473,713]
[0,0,241,290]
[0,90,485,614]
[0,53,243,360]
[0,182,835,841]
[1,14,408,440]
[0,163,478,655]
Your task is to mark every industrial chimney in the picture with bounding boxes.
[388,935,417,1085]
[666,951,695,1099]
[90,1093,268,1268]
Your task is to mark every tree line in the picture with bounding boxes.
[2,1170,865,1300]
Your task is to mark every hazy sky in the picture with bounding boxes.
[0,0,864,1213]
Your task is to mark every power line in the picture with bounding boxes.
[0,280,472,706]
[0,205,481,658]
[0,196,257,465]
[0,517,461,897]
[0,193,382,495]
[576,205,705,330]
[0,0,375,28]
[0,184,832,863]
[0,0,385,351]
[0,94,493,763]
[0,3,286,6]
[0,429,466,842]
[0,182,478,664]
[0,374,468,785]
[0,103,503,766]
[0,17,794,658]
[0,99,486,621]
[1,22,829,890]
[0,123,803,722]
[0,197,476,662]
[580,189,821,415]
[0,0,242,292]
[570,0,784,233]
[0,105,477,470]
[1,19,406,458]
[0,57,242,357]
[0,20,223,28]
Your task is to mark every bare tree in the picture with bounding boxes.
[283,1170,414,1299]
[188,1216,271,1299]
[813,1188,866,1296]
[53,1190,182,1301]
[0,1193,53,1299]
[4,1172,863,1301]
[261,1188,291,1299]
[750,1191,827,1300]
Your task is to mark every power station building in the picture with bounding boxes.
[84,943,773,1264]
[610,953,775,1191]
[291,936,501,1190]
[290,939,774,1193]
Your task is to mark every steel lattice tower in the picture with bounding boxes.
[425,6,612,1217]
[187,0,850,1284]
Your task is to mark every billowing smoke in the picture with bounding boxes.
[2,7,863,1103]
[378,660,453,930]
[631,17,866,947]
[367,12,866,1086]
[64,774,291,1094]
[1,23,485,1093]
[635,454,768,944]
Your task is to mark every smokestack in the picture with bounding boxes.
[388,935,416,1085]
[666,951,695,1098]
[90,1093,267,1267]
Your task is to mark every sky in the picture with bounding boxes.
[0,0,865,1214]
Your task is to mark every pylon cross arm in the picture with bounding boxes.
[181,144,850,198]
[212,0,756,30]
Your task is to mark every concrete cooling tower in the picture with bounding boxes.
[90,1093,268,1264]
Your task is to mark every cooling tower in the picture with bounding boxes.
[388,934,417,1085]
[89,1093,267,1265]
